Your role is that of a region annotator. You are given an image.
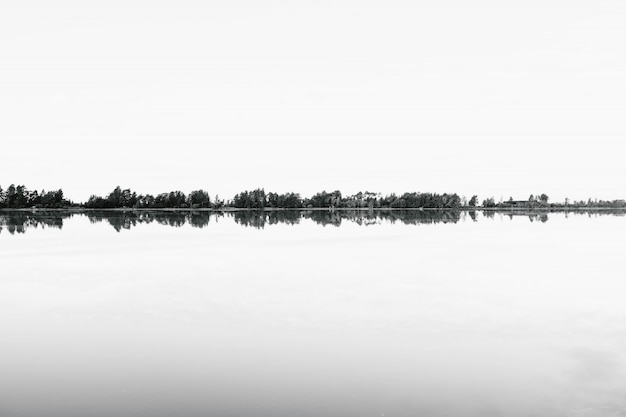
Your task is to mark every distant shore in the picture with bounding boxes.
[3,184,625,211]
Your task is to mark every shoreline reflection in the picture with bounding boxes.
[1,209,625,234]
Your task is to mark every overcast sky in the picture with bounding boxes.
[1,0,625,203]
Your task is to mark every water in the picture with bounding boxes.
[1,210,626,417]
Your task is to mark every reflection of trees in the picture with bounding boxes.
[84,210,226,231]
[302,209,461,227]
[87,211,151,231]
[188,213,211,228]
[232,210,301,229]
[3,209,464,233]
[306,210,344,227]
[155,213,187,228]
[3,208,626,234]
[0,211,70,234]
[526,213,549,223]
[86,211,208,231]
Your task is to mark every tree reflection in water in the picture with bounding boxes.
[1,209,625,234]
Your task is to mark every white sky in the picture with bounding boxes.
[1,0,625,203]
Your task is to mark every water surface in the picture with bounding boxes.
[1,210,626,417]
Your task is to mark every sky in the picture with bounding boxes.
[1,0,625,203]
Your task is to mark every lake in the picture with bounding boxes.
[1,210,626,417]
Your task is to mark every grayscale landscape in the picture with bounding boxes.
[2,0,625,415]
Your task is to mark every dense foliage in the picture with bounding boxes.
[0,184,72,208]
[2,184,626,210]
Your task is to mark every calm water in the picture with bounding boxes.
[2,210,626,417]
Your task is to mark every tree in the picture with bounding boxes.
[468,195,478,207]
[5,185,16,207]
[309,191,331,208]
[232,189,266,209]
[15,185,28,207]
[104,186,137,207]
[107,186,123,206]
[189,190,211,208]
[213,194,224,209]
[539,193,549,204]
[53,189,64,206]
[330,190,342,208]
[137,194,155,208]
[167,191,187,208]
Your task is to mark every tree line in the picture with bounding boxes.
[2,184,626,210]
[81,187,465,209]
[0,184,70,209]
